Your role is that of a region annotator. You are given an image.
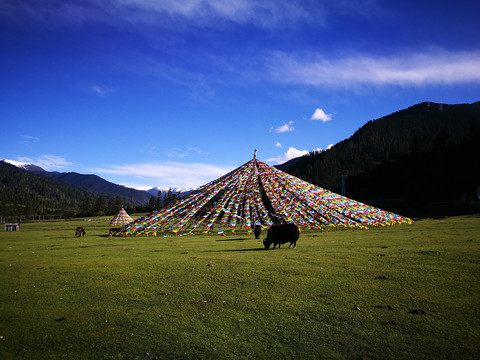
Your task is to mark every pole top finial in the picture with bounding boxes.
[253,149,257,159]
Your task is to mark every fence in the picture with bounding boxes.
[0,214,65,223]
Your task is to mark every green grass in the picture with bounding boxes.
[1,216,479,359]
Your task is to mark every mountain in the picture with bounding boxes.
[275,155,303,171]
[2,159,46,173]
[2,101,478,218]
[41,171,151,206]
[345,132,480,217]
[278,101,480,216]
[278,101,480,187]
[1,160,152,206]
[0,161,96,217]
[1,159,196,209]
[147,187,193,198]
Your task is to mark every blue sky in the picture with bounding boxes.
[1,0,479,190]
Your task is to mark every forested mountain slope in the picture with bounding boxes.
[347,128,480,216]
[0,161,96,217]
[279,102,480,188]
[39,171,151,206]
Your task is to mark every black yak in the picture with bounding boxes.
[253,224,262,239]
[263,223,299,249]
[75,226,86,237]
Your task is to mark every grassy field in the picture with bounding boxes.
[0,215,479,359]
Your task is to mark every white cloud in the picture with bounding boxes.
[117,183,157,191]
[91,161,235,189]
[186,146,209,155]
[4,0,312,28]
[114,0,312,27]
[271,121,294,133]
[166,146,209,158]
[275,142,282,148]
[167,151,189,158]
[18,134,39,145]
[269,50,480,87]
[266,147,309,165]
[310,108,332,122]
[16,155,74,170]
[91,85,113,97]
[266,144,335,165]
[19,134,39,141]
[2,159,29,168]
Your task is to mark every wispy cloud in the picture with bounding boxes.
[275,142,282,148]
[127,0,312,27]
[186,146,209,155]
[16,155,74,170]
[18,134,39,145]
[91,161,234,189]
[2,0,312,28]
[310,108,333,122]
[91,84,113,97]
[268,50,480,87]
[271,121,294,133]
[166,146,209,158]
[167,152,189,158]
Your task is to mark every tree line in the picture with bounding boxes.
[0,162,180,219]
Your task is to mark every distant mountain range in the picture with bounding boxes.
[1,101,479,218]
[146,187,193,198]
[2,160,152,206]
[1,160,191,207]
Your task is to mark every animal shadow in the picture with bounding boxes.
[216,238,248,242]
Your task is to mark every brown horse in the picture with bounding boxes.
[75,226,86,237]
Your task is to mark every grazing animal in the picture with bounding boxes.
[263,223,299,249]
[75,226,86,237]
[109,228,120,236]
[253,224,262,239]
